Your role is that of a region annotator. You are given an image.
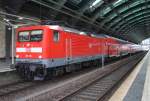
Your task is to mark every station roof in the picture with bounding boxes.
[2,0,150,43]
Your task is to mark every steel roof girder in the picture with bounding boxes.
[90,8,107,23]
[121,19,150,33]
[78,0,96,13]
[114,11,150,30]
[46,0,67,19]
[99,0,131,27]
[111,8,150,28]
[31,0,115,34]
[117,14,150,31]
[122,25,150,38]
[68,0,100,27]
[108,7,142,28]
[118,19,148,32]
[126,11,150,21]
[102,1,146,28]
[107,1,149,29]
[110,1,150,29]
[119,16,150,32]
[109,7,146,28]
[108,17,121,29]
[99,2,126,28]
[102,0,129,17]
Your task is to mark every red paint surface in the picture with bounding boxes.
[16,25,133,59]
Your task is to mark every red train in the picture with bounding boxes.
[15,25,140,80]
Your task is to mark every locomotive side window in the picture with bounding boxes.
[18,31,30,42]
[53,30,60,42]
[30,30,43,41]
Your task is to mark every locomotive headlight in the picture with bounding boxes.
[16,55,19,58]
[29,55,32,57]
[38,55,42,59]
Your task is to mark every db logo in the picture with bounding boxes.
[26,48,31,52]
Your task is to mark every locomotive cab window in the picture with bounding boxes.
[30,30,43,41]
[18,31,30,42]
[53,30,60,42]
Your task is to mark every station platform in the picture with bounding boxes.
[0,59,14,72]
[109,51,150,101]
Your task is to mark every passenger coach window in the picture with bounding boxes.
[53,30,60,42]
[30,30,43,41]
[18,31,30,42]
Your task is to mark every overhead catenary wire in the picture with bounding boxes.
[0,11,40,23]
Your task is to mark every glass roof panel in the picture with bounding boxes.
[103,7,111,15]
[120,0,146,15]
[89,0,104,12]
[129,1,140,7]
[68,0,82,5]
[120,6,128,13]
[103,13,117,24]
[90,0,103,8]
[109,13,117,20]
[126,13,142,21]
[112,0,126,7]
[132,8,142,13]
[109,18,121,27]
[122,8,141,18]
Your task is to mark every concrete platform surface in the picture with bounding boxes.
[0,59,14,72]
[109,51,150,101]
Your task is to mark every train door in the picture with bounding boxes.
[104,37,111,58]
[107,43,110,57]
[103,39,108,57]
[65,32,72,64]
[52,30,63,58]
[65,32,74,72]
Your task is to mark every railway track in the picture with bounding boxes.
[0,52,145,101]
[0,81,35,97]
[0,54,132,97]
[0,56,118,98]
[61,54,144,101]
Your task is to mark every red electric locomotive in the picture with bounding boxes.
[15,25,135,80]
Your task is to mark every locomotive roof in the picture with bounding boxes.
[46,25,130,43]
[47,25,110,38]
[110,36,131,44]
[17,25,133,44]
[47,25,87,35]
